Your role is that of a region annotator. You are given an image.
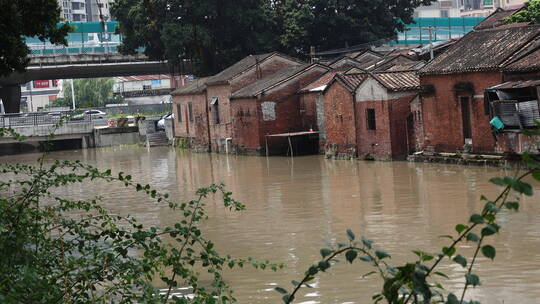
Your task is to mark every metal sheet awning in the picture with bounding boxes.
[266,131,319,137]
[489,80,540,90]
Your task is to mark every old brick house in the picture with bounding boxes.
[417,25,540,154]
[323,71,420,160]
[171,52,302,152]
[229,63,330,155]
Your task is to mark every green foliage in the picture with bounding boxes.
[53,78,123,109]
[0,127,281,303]
[111,0,434,75]
[278,149,539,303]
[0,0,71,76]
[505,0,540,24]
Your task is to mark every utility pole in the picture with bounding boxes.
[71,79,76,110]
[428,26,434,61]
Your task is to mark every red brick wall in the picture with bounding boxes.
[323,80,357,156]
[389,95,415,159]
[172,93,210,151]
[420,72,502,153]
[231,98,260,153]
[299,92,318,131]
[355,100,392,159]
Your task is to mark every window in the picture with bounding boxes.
[210,97,220,124]
[440,10,449,17]
[366,108,376,130]
[188,102,193,122]
[177,104,182,122]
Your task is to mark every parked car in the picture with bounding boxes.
[157,113,173,130]
[73,110,107,120]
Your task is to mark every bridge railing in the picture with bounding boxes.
[0,111,94,128]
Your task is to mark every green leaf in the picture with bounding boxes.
[442,246,456,257]
[361,236,373,249]
[291,280,300,286]
[320,248,332,258]
[481,224,499,236]
[346,229,355,241]
[455,224,469,234]
[469,214,484,224]
[275,287,288,294]
[466,232,480,242]
[375,249,390,260]
[345,249,358,263]
[282,294,294,303]
[511,179,533,196]
[505,201,519,211]
[446,293,460,304]
[318,261,330,271]
[465,273,480,286]
[359,255,373,262]
[453,254,467,267]
[481,245,496,260]
[434,271,449,279]
[532,170,540,181]
[489,177,508,186]
[439,234,454,240]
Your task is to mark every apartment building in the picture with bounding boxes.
[57,0,114,22]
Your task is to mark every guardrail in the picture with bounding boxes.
[0,111,95,128]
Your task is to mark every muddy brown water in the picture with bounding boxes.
[2,146,540,303]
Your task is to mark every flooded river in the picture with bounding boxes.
[2,146,540,303]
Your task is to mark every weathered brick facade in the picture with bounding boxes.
[419,72,503,153]
[230,64,329,154]
[172,52,301,153]
[323,79,357,158]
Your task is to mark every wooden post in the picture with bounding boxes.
[265,136,269,157]
[288,135,294,158]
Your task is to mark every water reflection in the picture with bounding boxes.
[1,146,540,303]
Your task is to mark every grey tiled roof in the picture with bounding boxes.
[420,25,540,75]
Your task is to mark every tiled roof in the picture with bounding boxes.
[372,71,420,92]
[420,25,540,75]
[206,53,275,85]
[474,8,521,30]
[299,71,340,92]
[171,77,210,96]
[340,73,368,89]
[504,47,540,72]
[206,52,303,85]
[231,64,328,99]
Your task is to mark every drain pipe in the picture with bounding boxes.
[225,138,232,154]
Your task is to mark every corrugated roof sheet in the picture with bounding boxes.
[474,8,520,30]
[489,79,540,89]
[299,71,340,92]
[116,74,171,82]
[171,77,210,96]
[420,25,540,75]
[372,71,420,92]
[231,64,327,99]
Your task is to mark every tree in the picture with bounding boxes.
[111,0,277,75]
[55,78,123,109]
[0,127,281,303]
[0,0,71,76]
[505,0,540,24]
[111,0,434,74]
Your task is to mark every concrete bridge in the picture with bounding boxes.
[0,21,194,113]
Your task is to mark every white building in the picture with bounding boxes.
[415,0,461,17]
[57,0,115,22]
[20,80,61,112]
[113,75,177,105]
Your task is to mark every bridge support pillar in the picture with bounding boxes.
[0,85,22,113]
